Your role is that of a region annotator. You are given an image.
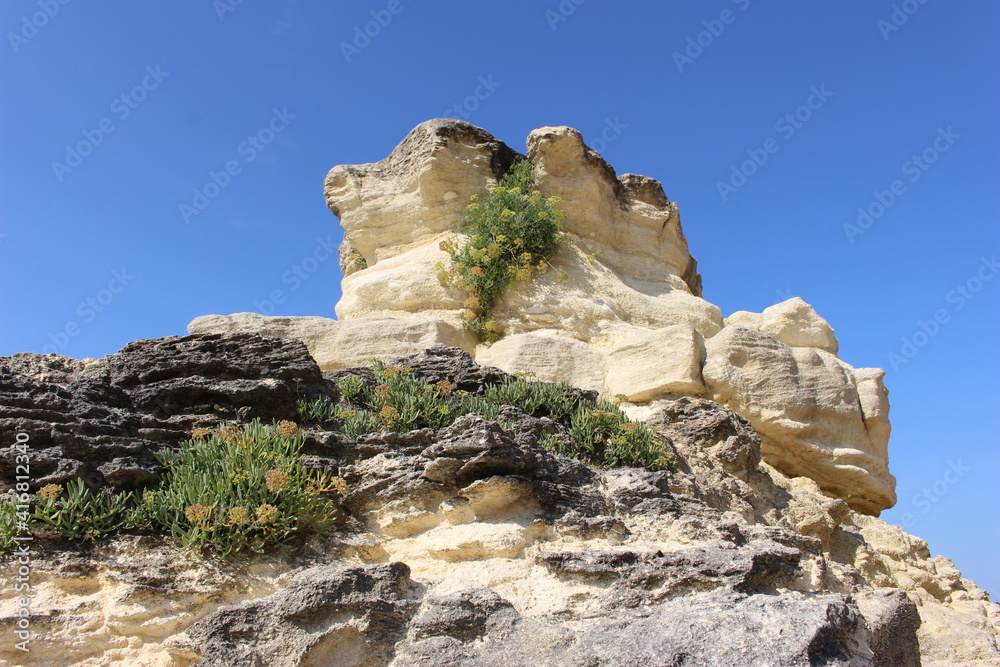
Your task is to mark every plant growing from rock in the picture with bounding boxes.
[144,420,342,557]
[438,160,568,341]
[296,360,671,472]
[33,479,130,541]
[0,496,20,554]
[13,420,346,558]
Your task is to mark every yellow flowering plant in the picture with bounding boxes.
[439,160,567,342]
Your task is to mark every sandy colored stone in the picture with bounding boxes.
[703,325,895,515]
[726,297,839,354]
[527,125,702,295]
[604,325,705,402]
[334,237,468,322]
[474,333,607,393]
[188,312,475,369]
[324,119,521,267]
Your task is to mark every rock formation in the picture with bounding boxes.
[1,341,997,666]
[3,120,997,665]
[190,119,893,517]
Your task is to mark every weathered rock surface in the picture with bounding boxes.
[726,296,839,354]
[702,324,895,515]
[2,340,996,666]
[188,312,475,370]
[0,333,327,493]
[189,118,895,517]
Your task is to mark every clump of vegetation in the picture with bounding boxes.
[5,420,346,558]
[437,160,568,341]
[298,362,500,438]
[34,479,129,541]
[297,361,672,472]
[0,496,21,554]
[140,420,342,557]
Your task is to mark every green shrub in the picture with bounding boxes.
[335,375,366,399]
[16,420,344,558]
[562,402,672,470]
[0,496,20,554]
[484,376,578,420]
[33,479,130,541]
[297,360,671,472]
[144,420,342,557]
[297,397,343,425]
[438,160,568,341]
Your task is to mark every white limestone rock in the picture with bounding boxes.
[323,119,521,267]
[187,312,474,370]
[726,297,839,354]
[702,325,895,514]
[475,333,607,393]
[604,325,706,402]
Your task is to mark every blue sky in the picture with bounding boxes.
[1,1,997,594]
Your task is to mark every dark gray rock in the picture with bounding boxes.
[408,588,518,642]
[340,414,604,522]
[645,396,778,521]
[187,562,419,667]
[390,346,510,392]
[392,589,874,667]
[537,539,801,607]
[855,588,922,666]
[0,333,329,493]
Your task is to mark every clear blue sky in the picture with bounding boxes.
[2,1,997,594]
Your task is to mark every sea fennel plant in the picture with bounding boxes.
[438,160,568,341]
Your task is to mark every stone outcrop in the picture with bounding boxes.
[188,119,894,516]
[2,339,997,666]
[0,333,327,492]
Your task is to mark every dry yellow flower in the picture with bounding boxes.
[185,504,211,524]
[37,484,62,502]
[264,468,290,493]
[256,504,279,525]
[227,506,250,525]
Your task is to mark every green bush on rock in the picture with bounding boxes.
[4,420,346,558]
[437,160,568,342]
[297,361,673,472]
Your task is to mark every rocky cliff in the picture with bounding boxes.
[1,120,997,666]
[192,119,893,516]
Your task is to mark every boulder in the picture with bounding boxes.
[702,325,895,515]
[726,297,839,354]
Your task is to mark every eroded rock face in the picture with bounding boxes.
[1,341,995,666]
[702,325,895,515]
[0,333,327,493]
[189,119,896,517]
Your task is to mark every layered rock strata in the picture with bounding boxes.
[1,339,997,666]
[189,119,893,516]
